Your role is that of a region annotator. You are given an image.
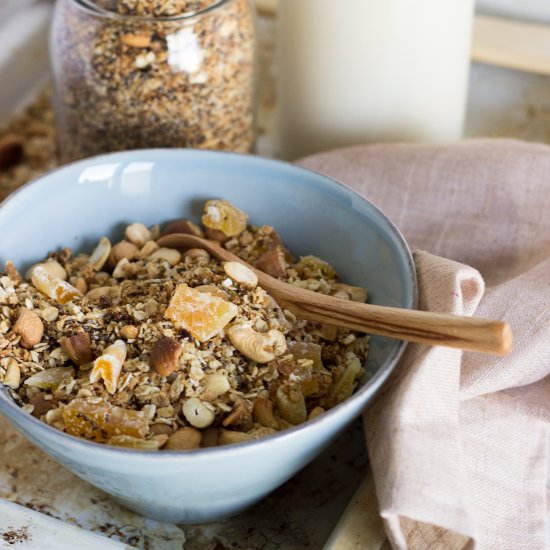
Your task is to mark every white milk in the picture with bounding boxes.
[277,0,475,159]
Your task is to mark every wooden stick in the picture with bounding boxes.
[323,475,387,550]
[157,234,513,356]
[472,14,550,76]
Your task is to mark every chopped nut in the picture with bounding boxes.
[225,323,286,364]
[162,219,204,238]
[59,333,94,366]
[151,337,182,376]
[41,305,59,322]
[89,237,111,270]
[3,359,21,389]
[164,427,202,450]
[5,261,22,284]
[203,373,230,399]
[135,240,158,259]
[112,258,130,278]
[223,262,258,289]
[331,283,368,303]
[109,241,139,267]
[120,33,151,48]
[150,248,182,266]
[73,277,88,294]
[255,246,287,278]
[222,399,253,430]
[182,397,215,428]
[86,286,121,301]
[13,307,44,348]
[125,223,150,247]
[120,325,139,340]
[184,248,210,260]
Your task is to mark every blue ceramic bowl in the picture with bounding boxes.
[0,150,416,524]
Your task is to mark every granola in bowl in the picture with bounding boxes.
[0,200,369,451]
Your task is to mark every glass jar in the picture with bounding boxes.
[50,0,257,162]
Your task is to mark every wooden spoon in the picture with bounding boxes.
[157,234,512,355]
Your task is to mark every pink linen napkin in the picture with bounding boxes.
[298,139,550,549]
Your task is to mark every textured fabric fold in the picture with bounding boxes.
[298,139,550,549]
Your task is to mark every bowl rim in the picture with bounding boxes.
[0,148,418,459]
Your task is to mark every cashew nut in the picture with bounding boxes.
[225,322,286,363]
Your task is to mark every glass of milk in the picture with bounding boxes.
[277,0,475,159]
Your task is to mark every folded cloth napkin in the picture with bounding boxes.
[298,139,550,550]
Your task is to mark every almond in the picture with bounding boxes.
[13,308,44,349]
[60,333,94,366]
[151,337,182,376]
[0,134,24,168]
[255,246,287,278]
[162,219,204,238]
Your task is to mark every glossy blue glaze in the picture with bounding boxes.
[0,150,416,523]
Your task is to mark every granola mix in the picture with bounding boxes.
[51,0,256,162]
[0,200,368,451]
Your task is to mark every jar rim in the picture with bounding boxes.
[73,0,232,22]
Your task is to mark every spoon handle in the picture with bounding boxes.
[156,234,512,355]
[271,287,512,355]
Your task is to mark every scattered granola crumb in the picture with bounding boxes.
[1,525,31,545]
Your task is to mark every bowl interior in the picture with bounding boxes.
[0,149,416,380]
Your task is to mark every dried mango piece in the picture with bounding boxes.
[108,435,164,450]
[31,265,82,305]
[63,399,148,442]
[90,339,127,394]
[25,366,74,390]
[287,341,323,370]
[287,342,325,396]
[202,199,248,237]
[164,283,238,342]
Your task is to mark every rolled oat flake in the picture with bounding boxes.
[50,0,257,161]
